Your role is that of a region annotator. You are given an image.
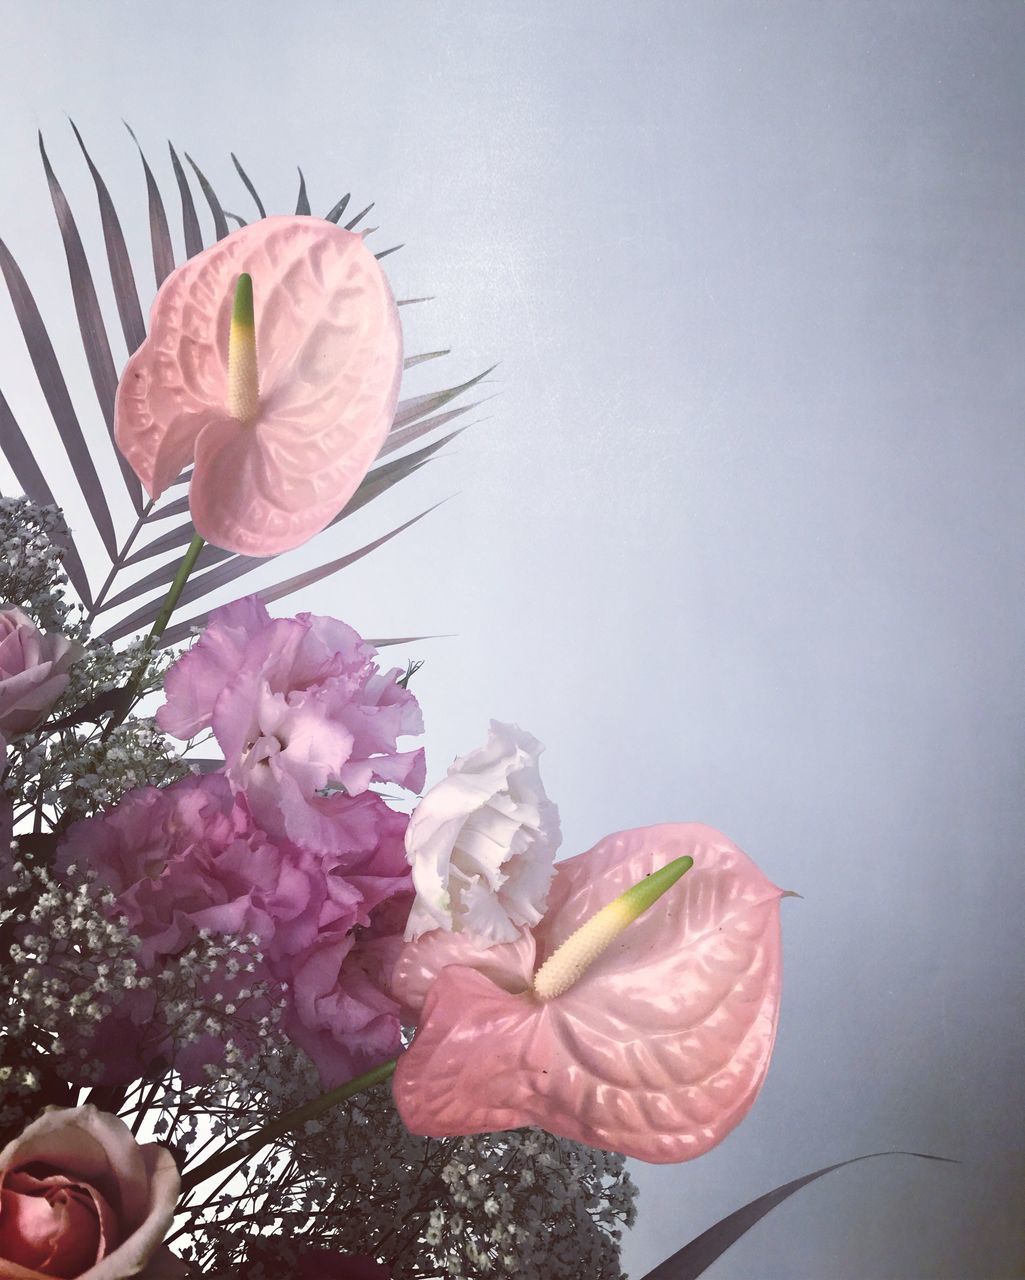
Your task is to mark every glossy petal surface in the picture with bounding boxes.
[115,216,402,556]
[393,823,783,1163]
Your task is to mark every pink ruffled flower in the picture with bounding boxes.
[273,796,414,1088]
[0,606,81,738]
[156,598,425,853]
[114,216,403,558]
[392,824,784,1164]
[0,1105,182,1279]
[55,776,412,1086]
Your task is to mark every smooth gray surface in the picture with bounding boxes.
[0,3,1023,1276]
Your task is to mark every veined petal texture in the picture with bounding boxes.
[393,823,784,1163]
[114,216,402,557]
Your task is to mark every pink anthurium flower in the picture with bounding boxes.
[114,216,403,557]
[391,823,784,1164]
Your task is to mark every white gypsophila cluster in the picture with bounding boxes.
[0,864,285,1149]
[179,1048,637,1280]
[7,711,189,831]
[0,861,143,1138]
[0,496,80,635]
[43,717,190,822]
[424,1129,638,1279]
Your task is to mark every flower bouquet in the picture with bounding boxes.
[0,126,930,1280]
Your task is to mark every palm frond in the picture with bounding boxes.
[0,236,119,559]
[152,507,444,649]
[295,169,311,216]
[392,367,496,432]
[324,193,350,224]
[38,133,143,514]
[123,123,174,289]
[0,387,92,604]
[184,153,230,241]
[0,122,488,641]
[638,1152,956,1280]
[231,153,267,220]
[100,431,459,619]
[380,402,484,458]
[167,141,202,258]
[404,350,451,370]
[344,202,374,231]
[70,121,146,355]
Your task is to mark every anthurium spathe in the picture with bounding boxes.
[114,216,403,557]
[391,823,784,1164]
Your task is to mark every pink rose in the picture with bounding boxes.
[0,1105,182,1279]
[0,607,81,737]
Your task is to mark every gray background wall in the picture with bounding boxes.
[0,3,1022,1276]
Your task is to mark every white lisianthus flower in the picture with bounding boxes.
[404,721,561,945]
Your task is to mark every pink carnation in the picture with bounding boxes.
[156,598,425,852]
[55,775,412,1086]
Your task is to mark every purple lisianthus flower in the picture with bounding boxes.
[54,775,413,1085]
[156,598,425,852]
[0,605,82,737]
[275,798,414,1088]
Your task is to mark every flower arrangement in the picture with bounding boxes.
[0,124,937,1280]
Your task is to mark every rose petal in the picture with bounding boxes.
[85,1144,181,1280]
[0,1108,182,1280]
[393,824,783,1163]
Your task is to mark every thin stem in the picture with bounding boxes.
[149,534,205,643]
[179,1058,398,1194]
[100,532,205,742]
[85,495,157,625]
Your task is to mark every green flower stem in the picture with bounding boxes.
[149,534,205,643]
[179,1057,399,1194]
[100,533,205,743]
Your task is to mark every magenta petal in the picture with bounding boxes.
[393,823,784,1163]
[115,216,403,557]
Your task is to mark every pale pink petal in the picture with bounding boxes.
[0,1108,181,1280]
[393,824,783,1163]
[85,1144,181,1280]
[115,216,403,557]
[156,596,271,740]
[391,926,536,1024]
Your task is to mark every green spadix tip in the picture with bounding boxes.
[618,854,694,919]
[531,853,695,1000]
[232,272,254,327]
